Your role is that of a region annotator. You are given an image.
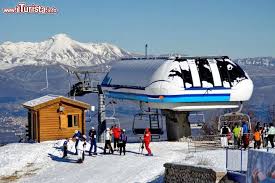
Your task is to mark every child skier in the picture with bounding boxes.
[144,128,152,156]
[77,135,86,163]
[62,138,69,158]
[119,129,127,155]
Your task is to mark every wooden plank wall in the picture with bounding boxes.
[39,102,85,141]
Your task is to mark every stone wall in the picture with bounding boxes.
[164,163,218,183]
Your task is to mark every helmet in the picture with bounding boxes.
[75,130,78,134]
[106,128,110,131]
[91,127,95,130]
[122,129,126,132]
[82,135,87,139]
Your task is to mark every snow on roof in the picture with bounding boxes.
[23,94,90,109]
[23,95,61,107]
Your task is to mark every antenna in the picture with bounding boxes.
[145,44,148,58]
[41,67,49,91]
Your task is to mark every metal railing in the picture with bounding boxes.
[187,135,222,152]
[187,133,254,153]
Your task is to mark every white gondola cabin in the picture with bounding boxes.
[101,56,253,111]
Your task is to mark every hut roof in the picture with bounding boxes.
[22,95,90,110]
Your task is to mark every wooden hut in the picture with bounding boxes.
[22,95,90,142]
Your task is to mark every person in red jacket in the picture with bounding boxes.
[112,124,121,151]
[144,128,152,156]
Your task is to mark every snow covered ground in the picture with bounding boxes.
[0,141,226,183]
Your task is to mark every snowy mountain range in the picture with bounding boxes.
[0,34,133,69]
[235,57,275,67]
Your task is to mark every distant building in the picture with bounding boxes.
[22,95,90,142]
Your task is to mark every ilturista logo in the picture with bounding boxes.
[2,3,58,14]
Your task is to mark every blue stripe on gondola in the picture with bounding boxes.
[105,91,230,103]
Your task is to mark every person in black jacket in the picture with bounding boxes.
[119,129,127,155]
[88,127,97,155]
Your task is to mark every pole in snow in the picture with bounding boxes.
[145,44,148,59]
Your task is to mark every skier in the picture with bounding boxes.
[112,124,121,151]
[77,135,87,163]
[262,123,269,147]
[220,123,231,147]
[72,130,82,155]
[232,123,241,148]
[253,129,261,149]
[241,121,249,150]
[62,138,69,158]
[119,129,127,155]
[268,123,275,148]
[104,128,114,154]
[88,127,97,155]
[144,128,152,156]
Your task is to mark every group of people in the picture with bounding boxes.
[62,125,153,163]
[220,121,249,149]
[253,122,275,149]
[103,125,152,156]
[62,128,97,163]
[62,129,87,163]
[103,124,128,156]
[220,121,275,149]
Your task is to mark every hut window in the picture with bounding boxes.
[68,115,73,127]
[67,114,79,127]
[74,115,79,126]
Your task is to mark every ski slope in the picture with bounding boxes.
[0,141,226,183]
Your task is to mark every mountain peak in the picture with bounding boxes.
[0,33,133,69]
[51,33,71,41]
[50,34,74,48]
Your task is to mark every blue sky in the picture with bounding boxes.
[0,0,274,58]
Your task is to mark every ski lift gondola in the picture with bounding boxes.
[218,112,251,132]
[132,109,164,135]
[218,102,252,132]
